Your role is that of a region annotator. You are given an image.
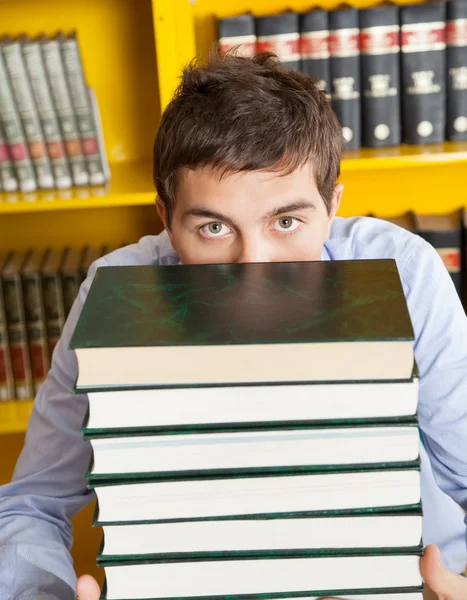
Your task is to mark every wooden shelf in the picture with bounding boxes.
[0,162,155,214]
[0,400,34,435]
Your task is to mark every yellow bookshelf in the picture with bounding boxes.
[0,400,34,434]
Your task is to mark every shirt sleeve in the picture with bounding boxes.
[0,257,109,600]
[402,237,467,530]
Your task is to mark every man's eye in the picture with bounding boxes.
[272,217,300,232]
[200,222,231,238]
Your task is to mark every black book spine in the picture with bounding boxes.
[360,5,401,148]
[446,0,467,141]
[256,12,301,71]
[218,14,257,56]
[415,225,462,295]
[401,2,447,144]
[329,7,361,150]
[0,275,14,401]
[299,10,331,94]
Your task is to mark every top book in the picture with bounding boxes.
[70,260,414,390]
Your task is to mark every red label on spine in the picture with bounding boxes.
[360,27,400,54]
[257,35,300,61]
[447,19,467,46]
[30,343,46,379]
[11,344,26,381]
[47,141,66,159]
[300,32,330,59]
[9,143,29,161]
[437,248,461,273]
[0,347,7,384]
[329,29,360,57]
[82,137,99,156]
[401,24,446,51]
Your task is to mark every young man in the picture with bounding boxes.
[0,52,467,600]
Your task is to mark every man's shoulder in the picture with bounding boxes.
[327,215,426,264]
[99,230,178,269]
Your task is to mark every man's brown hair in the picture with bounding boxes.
[153,51,344,225]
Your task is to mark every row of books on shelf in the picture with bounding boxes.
[0,32,109,193]
[0,243,121,402]
[72,259,423,600]
[218,0,467,150]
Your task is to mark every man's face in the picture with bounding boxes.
[157,162,343,264]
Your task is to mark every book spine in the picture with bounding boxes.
[22,265,49,394]
[1,39,55,189]
[401,2,447,144]
[0,51,37,192]
[40,37,89,186]
[21,39,73,189]
[446,0,467,141]
[60,34,107,185]
[2,269,34,400]
[61,265,81,317]
[417,228,462,295]
[0,277,15,400]
[218,15,257,57]
[299,10,331,94]
[256,13,301,71]
[42,266,66,359]
[88,87,110,184]
[0,122,18,192]
[329,8,361,150]
[360,6,401,147]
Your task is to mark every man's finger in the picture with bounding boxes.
[76,574,101,600]
[420,544,467,600]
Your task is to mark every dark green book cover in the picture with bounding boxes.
[71,259,414,351]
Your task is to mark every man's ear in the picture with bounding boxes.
[156,196,170,231]
[328,183,344,225]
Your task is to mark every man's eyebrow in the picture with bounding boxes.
[182,207,238,229]
[264,200,317,221]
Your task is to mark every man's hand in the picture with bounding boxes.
[76,574,101,600]
[420,544,467,600]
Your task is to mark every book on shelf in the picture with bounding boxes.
[41,248,66,358]
[1,251,33,399]
[359,4,401,148]
[97,510,423,562]
[59,32,109,185]
[80,245,104,283]
[412,210,462,296]
[70,260,415,390]
[400,1,447,144]
[256,12,301,71]
[0,253,14,401]
[1,36,55,189]
[446,0,467,141]
[21,249,50,394]
[40,35,89,186]
[218,14,257,56]
[61,247,83,317]
[0,123,18,192]
[0,47,37,192]
[299,9,331,94]
[329,5,361,150]
[21,35,73,189]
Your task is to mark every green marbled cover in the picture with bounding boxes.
[70,259,413,350]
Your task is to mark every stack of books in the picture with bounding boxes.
[70,259,424,600]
